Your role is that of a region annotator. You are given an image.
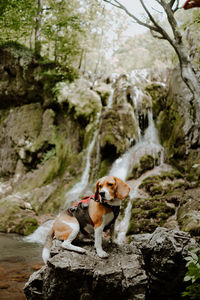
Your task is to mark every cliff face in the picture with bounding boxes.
[0,44,99,234]
[156,66,200,179]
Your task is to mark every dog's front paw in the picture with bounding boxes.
[97,250,109,258]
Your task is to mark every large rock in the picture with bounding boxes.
[24,228,197,300]
[131,227,197,299]
[99,104,138,159]
[156,66,200,177]
[0,43,44,107]
[24,241,147,300]
[177,187,200,235]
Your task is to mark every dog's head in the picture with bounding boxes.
[95,176,130,205]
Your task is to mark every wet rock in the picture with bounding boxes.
[128,154,155,179]
[24,241,147,300]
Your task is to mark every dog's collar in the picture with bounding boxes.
[91,194,121,208]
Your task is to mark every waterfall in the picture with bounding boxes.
[65,112,101,206]
[113,110,166,243]
[109,110,165,181]
[116,164,172,244]
[108,70,166,243]
[110,108,166,243]
[107,89,114,108]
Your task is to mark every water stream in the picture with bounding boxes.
[65,111,101,207]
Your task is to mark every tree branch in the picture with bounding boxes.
[139,0,172,42]
[160,0,182,44]
[104,0,161,33]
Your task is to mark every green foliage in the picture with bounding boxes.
[40,147,56,165]
[182,247,200,299]
[0,0,35,42]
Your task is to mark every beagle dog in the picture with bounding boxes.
[42,176,130,262]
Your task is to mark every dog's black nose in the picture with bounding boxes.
[100,191,105,198]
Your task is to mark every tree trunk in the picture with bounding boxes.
[35,0,43,56]
[173,41,200,119]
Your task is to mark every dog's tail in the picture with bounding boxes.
[42,227,54,264]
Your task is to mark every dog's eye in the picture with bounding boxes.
[107,183,113,187]
[99,184,102,189]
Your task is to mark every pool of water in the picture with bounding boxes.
[0,233,43,300]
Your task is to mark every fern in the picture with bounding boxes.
[182,247,200,299]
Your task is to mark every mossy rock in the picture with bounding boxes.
[155,66,200,175]
[128,155,155,179]
[98,159,112,178]
[145,83,167,117]
[138,171,188,197]
[126,196,175,235]
[94,83,111,106]
[99,104,138,158]
[0,193,38,235]
[14,217,38,236]
[55,79,102,124]
[177,188,200,235]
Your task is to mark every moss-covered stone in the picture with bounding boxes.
[177,187,200,236]
[127,196,175,235]
[0,192,38,235]
[55,79,102,124]
[99,104,138,158]
[138,170,187,197]
[155,66,200,175]
[145,83,167,117]
[94,83,111,106]
[128,155,155,179]
[14,217,38,236]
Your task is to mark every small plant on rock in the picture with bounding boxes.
[182,247,200,299]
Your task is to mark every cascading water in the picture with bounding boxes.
[107,89,114,108]
[64,111,101,207]
[108,71,167,243]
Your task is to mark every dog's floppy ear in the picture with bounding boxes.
[95,180,100,201]
[115,177,130,199]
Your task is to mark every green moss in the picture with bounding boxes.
[126,196,175,235]
[0,41,34,68]
[41,183,67,214]
[145,83,167,117]
[119,196,130,219]
[14,217,38,235]
[98,159,111,178]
